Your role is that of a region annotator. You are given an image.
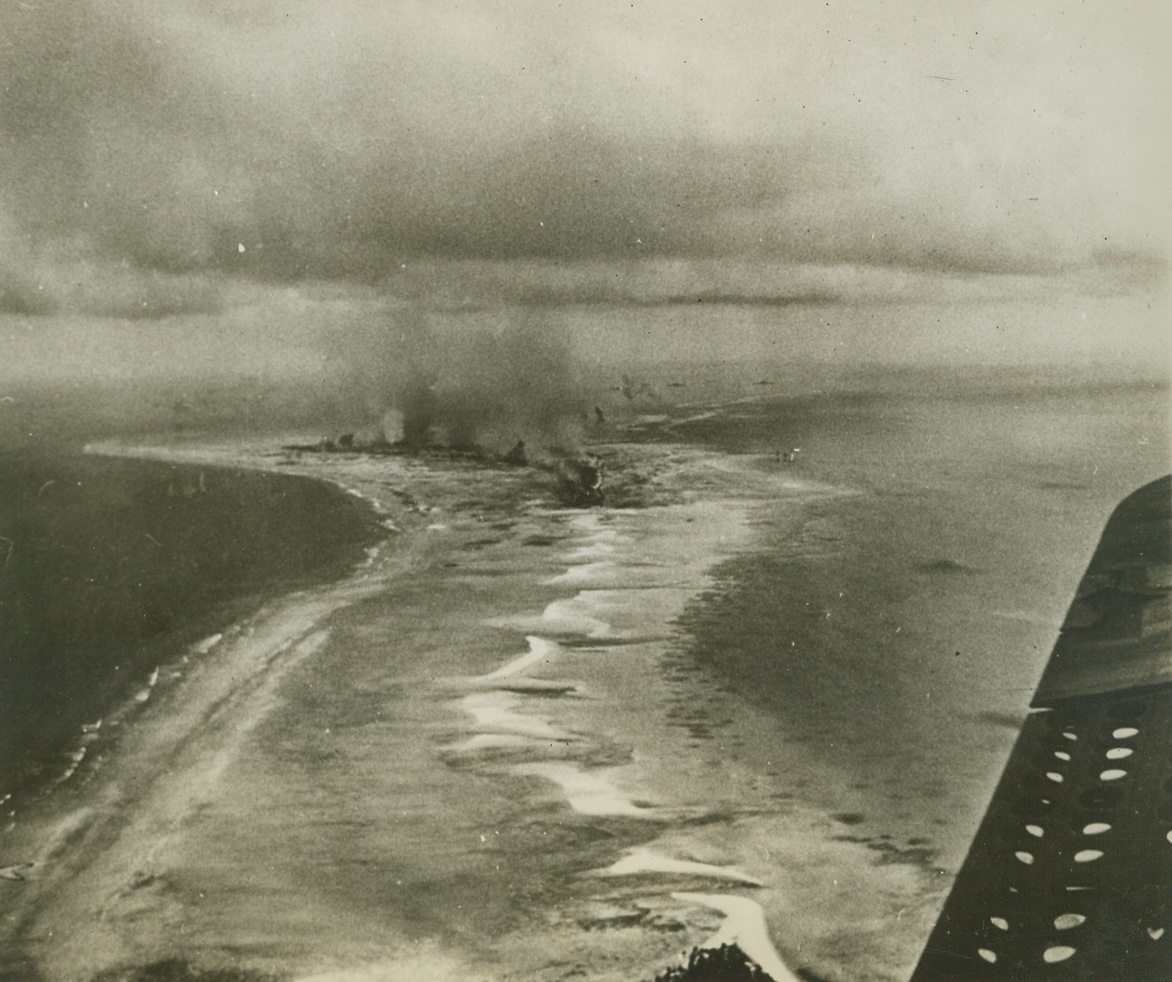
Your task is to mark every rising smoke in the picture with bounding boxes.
[338,309,593,453]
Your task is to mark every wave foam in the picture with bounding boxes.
[672,892,799,982]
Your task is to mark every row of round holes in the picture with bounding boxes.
[1014,849,1104,864]
[1054,748,1135,762]
[984,725,1147,966]
[977,946,1077,965]
[1049,752,1134,776]
[1016,847,1106,864]
[1098,720,1148,921]
[1057,726,1138,741]
[978,927,1166,966]
[1024,829,1169,845]
[988,913,1086,932]
[1024,821,1111,838]
[1046,725,1137,788]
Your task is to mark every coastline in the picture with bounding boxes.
[3,434,837,982]
[0,449,388,804]
[7,370,1161,982]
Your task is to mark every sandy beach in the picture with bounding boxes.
[2,3,1167,978]
[1,437,851,982]
[2,370,1167,982]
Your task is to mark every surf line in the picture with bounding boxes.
[596,848,762,886]
[446,635,576,753]
[592,850,796,978]
[447,632,656,819]
[509,761,654,818]
[479,635,559,680]
[673,892,801,982]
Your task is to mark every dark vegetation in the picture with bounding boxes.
[651,944,777,982]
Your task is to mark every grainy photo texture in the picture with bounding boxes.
[0,3,1168,981]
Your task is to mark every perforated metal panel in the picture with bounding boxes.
[912,687,1172,980]
[913,478,1172,981]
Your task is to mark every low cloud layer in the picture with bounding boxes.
[1,0,1167,299]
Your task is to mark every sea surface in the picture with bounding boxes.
[0,366,1167,982]
[0,456,383,799]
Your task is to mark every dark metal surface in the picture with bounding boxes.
[1033,477,1171,704]
[911,688,1172,980]
[912,477,1172,981]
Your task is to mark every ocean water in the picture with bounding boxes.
[0,455,383,799]
[672,373,1172,860]
[0,368,1167,982]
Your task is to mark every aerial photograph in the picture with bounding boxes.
[0,2,1168,981]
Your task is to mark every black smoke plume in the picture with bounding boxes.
[339,309,592,453]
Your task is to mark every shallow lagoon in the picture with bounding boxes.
[1,367,1167,982]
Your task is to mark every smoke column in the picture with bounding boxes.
[337,309,593,452]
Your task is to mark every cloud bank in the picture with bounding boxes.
[1,0,1166,301]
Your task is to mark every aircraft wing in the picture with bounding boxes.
[911,476,1172,981]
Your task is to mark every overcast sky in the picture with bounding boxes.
[1,0,1168,367]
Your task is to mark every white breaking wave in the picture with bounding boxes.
[672,892,800,982]
[478,636,560,680]
[509,761,654,818]
[458,691,569,741]
[597,848,763,885]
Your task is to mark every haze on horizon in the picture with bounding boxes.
[1,0,1169,409]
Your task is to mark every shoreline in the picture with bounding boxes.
[0,437,434,979]
[5,422,1011,982]
[4,433,828,982]
[0,447,388,806]
[0,371,1163,982]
